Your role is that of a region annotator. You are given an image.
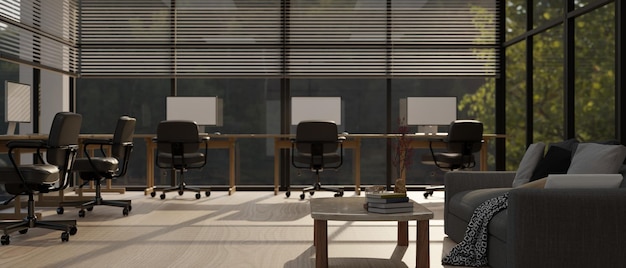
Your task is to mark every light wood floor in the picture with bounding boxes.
[0,190,450,268]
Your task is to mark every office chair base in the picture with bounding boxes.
[58,199,132,217]
[1,195,77,245]
[423,185,444,199]
[159,182,210,200]
[288,182,343,200]
[58,181,132,217]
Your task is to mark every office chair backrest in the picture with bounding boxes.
[47,112,82,166]
[111,116,136,158]
[446,120,483,155]
[156,120,200,155]
[295,121,339,154]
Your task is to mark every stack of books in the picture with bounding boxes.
[365,192,414,214]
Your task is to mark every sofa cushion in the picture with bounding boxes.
[448,188,512,225]
[567,143,626,174]
[529,145,572,182]
[544,174,624,189]
[511,142,545,187]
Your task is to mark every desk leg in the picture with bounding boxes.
[314,219,328,268]
[480,140,488,171]
[228,138,236,195]
[274,139,280,195]
[145,137,155,195]
[354,137,361,195]
[416,220,430,268]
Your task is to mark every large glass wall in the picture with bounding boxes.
[505,41,527,170]
[392,78,495,185]
[74,0,500,190]
[176,78,281,186]
[574,3,616,141]
[76,78,171,186]
[0,59,19,199]
[503,0,619,170]
[533,27,564,144]
[290,79,386,187]
[0,60,20,135]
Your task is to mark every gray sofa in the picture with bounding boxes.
[444,170,626,268]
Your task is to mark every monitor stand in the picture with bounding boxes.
[418,125,437,135]
[6,122,16,135]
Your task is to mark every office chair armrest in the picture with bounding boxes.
[82,138,114,158]
[82,138,113,146]
[6,139,47,149]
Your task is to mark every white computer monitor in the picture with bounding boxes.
[403,97,457,135]
[5,81,32,135]
[166,96,223,129]
[291,97,342,125]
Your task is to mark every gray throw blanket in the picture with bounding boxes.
[442,193,509,267]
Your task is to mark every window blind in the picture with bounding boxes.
[78,0,498,78]
[0,0,78,76]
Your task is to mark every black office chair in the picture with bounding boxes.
[153,120,210,200]
[57,116,136,217]
[290,120,345,200]
[421,120,483,199]
[0,112,82,245]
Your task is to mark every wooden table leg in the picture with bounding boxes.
[416,220,430,268]
[314,219,328,268]
[398,221,409,246]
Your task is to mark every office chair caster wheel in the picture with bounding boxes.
[205,191,210,197]
[1,235,10,245]
[334,191,343,197]
[300,193,305,200]
[61,232,70,242]
[195,193,201,199]
[18,229,28,234]
[285,191,291,198]
[309,192,315,196]
[150,191,156,198]
[160,193,166,200]
[78,210,86,218]
[424,191,433,199]
[128,205,132,211]
[123,207,129,216]
[178,190,184,196]
[69,226,78,235]
[57,207,64,214]
[87,207,94,211]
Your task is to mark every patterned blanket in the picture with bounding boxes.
[442,193,509,267]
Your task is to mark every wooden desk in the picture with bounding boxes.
[310,197,434,268]
[273,133,503,196]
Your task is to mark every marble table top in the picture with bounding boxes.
[310,197,434,221]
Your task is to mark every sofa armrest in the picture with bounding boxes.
[444,171,515,211]
[507,188,626,268]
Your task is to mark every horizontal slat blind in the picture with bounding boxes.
[78,0,498,78]
[79,1,172,76]
[175,1,283,76]
[391,0,498,76]
[0,0,78,75]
